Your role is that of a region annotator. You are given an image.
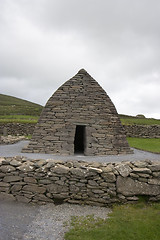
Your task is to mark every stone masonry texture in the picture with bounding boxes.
[1,123,160,139]
[22,69,132,155]
[0,123,35,136]
[0,157,160,206]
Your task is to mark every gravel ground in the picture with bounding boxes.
[0,200,39,240]
[0,200,111,240]
[0,140,160,162]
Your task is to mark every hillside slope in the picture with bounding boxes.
[119,114,160,125]
[0,94,43,116]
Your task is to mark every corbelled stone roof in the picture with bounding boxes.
[23,69,132,155]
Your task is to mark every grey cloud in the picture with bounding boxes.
[0,0,160,118]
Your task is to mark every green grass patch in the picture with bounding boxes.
[120,118,160,125]
[0,94,43,116]
[0,119,37,123]
[127,137,160,153]
[0,115,38,123]
[25,135,32,139]
[65,203,160,240]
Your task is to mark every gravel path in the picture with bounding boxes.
[0,200,111,240]
[0,200,39,240]
[0,140,159,162]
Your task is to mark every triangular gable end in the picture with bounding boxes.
[23,69,132,155]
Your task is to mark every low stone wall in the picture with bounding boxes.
[0,157,160,205]
[0,136,26,144]
[124,124,160,138]
[0,123,35,136]
[1,123,160,138]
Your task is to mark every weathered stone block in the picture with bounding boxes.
[115,164,132,177]
[148,164,160,172]
[117,176,160,196]
[101,172,116,182]
[3,176,22,182]
[0,165,16,173]
[88,167,102,174]
[24,177,37,184]
[10,160,21,167]
[70,167,87,177]
[51,165,69,174]
[0,186,10,193]
[23,184,46,194]
[0,182,10,187]
[46,184,68,193]
[0,157,5,166]
[88,180,98,186]
[132,168,152,174]
[148,179,160,185]
[38,179,52,184]
[11,184,22,192]
[18,162,34,172]
[133,161,148,168]
[91,189,104,194]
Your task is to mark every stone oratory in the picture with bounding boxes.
[23,69,132,155]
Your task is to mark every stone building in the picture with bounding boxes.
[23,69,132,155]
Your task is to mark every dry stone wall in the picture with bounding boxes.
[1,123,160,140]
[124,124,160,138]
[0,135,26,145]
[0,123,35,136]
[1,157,160,205]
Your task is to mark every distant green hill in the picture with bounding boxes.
[119,114,160,125]
[0,94,43,116]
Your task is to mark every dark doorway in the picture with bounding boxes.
[74,125,86,154]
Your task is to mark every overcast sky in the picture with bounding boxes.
[0,0,160,119]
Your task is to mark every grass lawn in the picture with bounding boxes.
[120,118,160,125]
[0,115,38,123]
[65,203,160,240]
[127,137,160,153]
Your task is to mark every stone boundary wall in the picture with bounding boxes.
[0,136,26,145]
[0,123,35,136]
[0,157,160,205]
[124,124,160,138]
[1,123,160,138]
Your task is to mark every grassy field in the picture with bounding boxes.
[127,137,160,153]
[120,118,160,125]
[0,94,43,116]
[65,203,160,240]
[0,115,39,123]
[1,114,160,125]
